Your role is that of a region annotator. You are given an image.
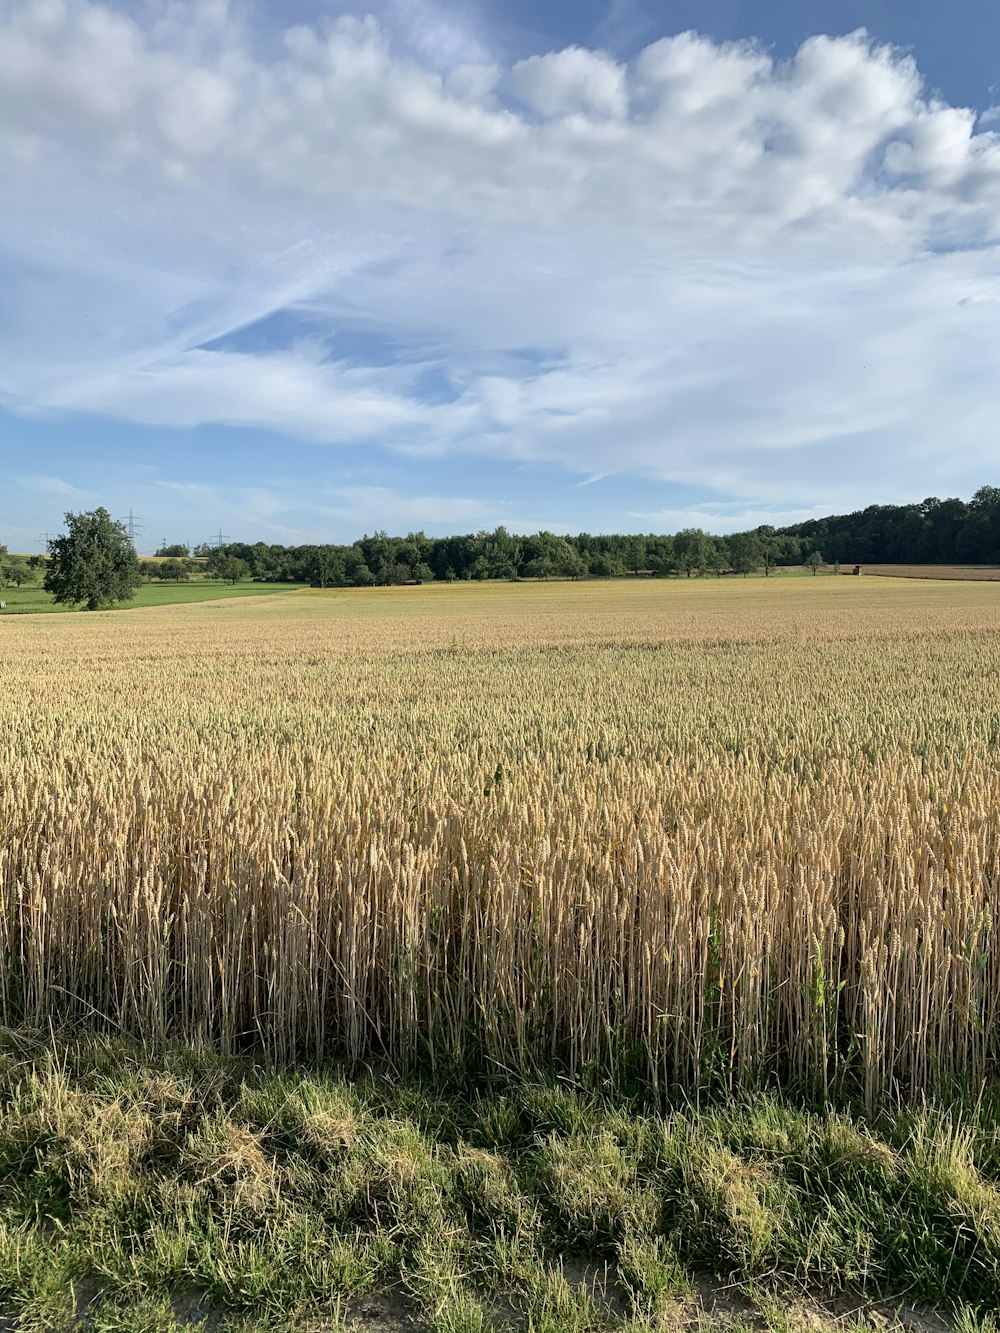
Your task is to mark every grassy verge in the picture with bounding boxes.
[0,1034,997,1330]
[0,581,306,614]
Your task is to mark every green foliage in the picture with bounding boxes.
[672,528,711,577]
[214,556,251,585]
[616,1234,691,1315]
[0,1036,994,1327]
[806,549,825,574]
[728,531,762,576]
[0,580,303,615]
[309,545,345,587]
[157,559,190,582]
[788,486,1000,565]
[11,484,999,602]
[0,550,38,589]
[142,483,998,589]
[43,508,142,610]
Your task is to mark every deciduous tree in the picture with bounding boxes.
[44,509,141,610]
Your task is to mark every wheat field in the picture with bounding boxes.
[4,576,1000,1102]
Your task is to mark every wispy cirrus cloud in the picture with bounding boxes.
[143,478,564,543]
[21,473,100,502]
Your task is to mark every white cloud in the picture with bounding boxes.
[140,479,561,544]
[22,473,99,501]
[309,485,559,535]
[4,7,998,237]
[41,346,462,442]
[510,46,627,118]
[2,0,1000,525]
[382,0,492,69]
[627,503,840,534]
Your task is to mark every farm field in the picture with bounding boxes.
[0,577,305,613]
[851,564,1000,581]
[4,576,1000,1328]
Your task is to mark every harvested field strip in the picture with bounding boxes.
[850,565,1000,581]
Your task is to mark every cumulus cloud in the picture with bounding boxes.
[2,0,1000,526]
[510,46,627,118]
[4,5,999,236]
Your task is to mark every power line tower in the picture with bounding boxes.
[38,531,54,552]
[118,510,144,546]
[209,528,231,549]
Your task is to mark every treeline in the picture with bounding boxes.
[784,486,1000,564]
[185,527,816,587]
[143,485,1000,588]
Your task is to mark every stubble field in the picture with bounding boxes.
[6,578,1000,1329]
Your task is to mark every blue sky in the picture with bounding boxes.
[2,0,1000,552]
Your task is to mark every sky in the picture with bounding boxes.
[2,0,1000,552]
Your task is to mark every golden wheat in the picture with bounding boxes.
[3,576,1000,1100]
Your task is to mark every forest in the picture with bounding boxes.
[165,486,1000,587]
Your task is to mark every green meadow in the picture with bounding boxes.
[0,579,306,614]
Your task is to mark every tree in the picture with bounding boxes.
[309,547,345,588]
[805,550,824,576]
[559,548,588,580]
[523,555,556,580]
[44,508,142,610]
[155,543,189,557]
[0,552,37,589]
[159,559,190,582]
[589,553,625,578]
[623,535,647,576]
[728,532,761,577]
[473,526,522,580]
[755,525,778,576]
[215,556,250,585]
[960,486,1000,563]
[704,543,728,578]
[673,528,710,577]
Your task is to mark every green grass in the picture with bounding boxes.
[0,570,837,615]
[0,580,306,614]
[0,1033,993,1330]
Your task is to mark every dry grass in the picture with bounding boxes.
[0,1035,992,1327]
[4,578,1000,1101]
[850,565,1000,581]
